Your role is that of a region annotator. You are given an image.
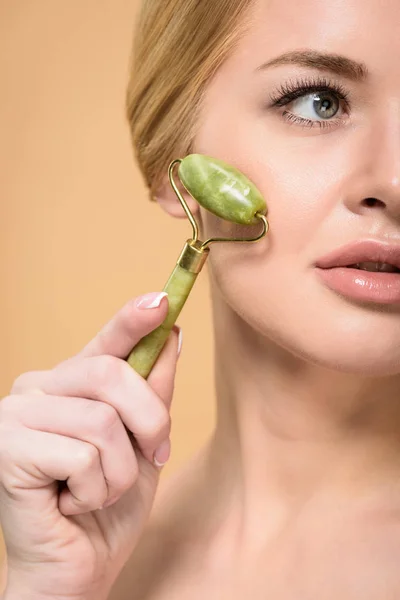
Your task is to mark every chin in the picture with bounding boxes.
[242,298,400,378]
[255,301,400,378]
[292,343,400,377]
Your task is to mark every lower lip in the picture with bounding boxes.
[315,267,400,304]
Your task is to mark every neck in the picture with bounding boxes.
[201,282,400,556]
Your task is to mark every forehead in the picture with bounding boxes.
[236,0,400,70]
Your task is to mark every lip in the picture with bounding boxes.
[315,239,400,305]
[315,239,400,270]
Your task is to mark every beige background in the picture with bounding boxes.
[0,1,215,566]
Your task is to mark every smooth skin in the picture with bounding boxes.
[3,0,400,598]
[126,0,400,598]
[0,292,181,600]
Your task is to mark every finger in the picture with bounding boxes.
[39,356,171,464]
[147,324,181,410]
[10,370,49,394]
[3,394,139,505]
[76,293,169,360]
[59,443,107,516]
[8,292,172,395]
[0,428,107,516]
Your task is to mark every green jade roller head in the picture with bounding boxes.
[127,154,270,379]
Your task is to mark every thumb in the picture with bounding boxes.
[76,292,169,359]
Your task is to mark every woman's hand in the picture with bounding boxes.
[0,292,181,600]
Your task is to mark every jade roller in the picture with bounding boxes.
[127,154,269,379]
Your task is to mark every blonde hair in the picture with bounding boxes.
[126,0,252,198]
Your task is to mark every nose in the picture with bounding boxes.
[345,100,400,221]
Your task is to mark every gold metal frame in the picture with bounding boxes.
[168,159,269,251]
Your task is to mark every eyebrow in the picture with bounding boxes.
[256,50,368,82]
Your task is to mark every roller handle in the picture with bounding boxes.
[126,263,199,379]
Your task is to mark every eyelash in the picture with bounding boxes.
[268,76,351,129]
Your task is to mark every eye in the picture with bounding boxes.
[289,91,342,121]
[268,77,351,129]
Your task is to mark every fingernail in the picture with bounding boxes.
[102,495,119,509]
[136,292,168,310]
[173,325,183,358]
[153,438,171,468]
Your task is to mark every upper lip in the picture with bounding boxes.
[315,240,400,270]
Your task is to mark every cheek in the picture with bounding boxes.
[195,108,353,260]
[192,81,400,373]
[195,127,400,375]
[206,228,400,377]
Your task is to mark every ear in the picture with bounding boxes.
[153,174,200,219]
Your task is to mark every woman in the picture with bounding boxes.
[1,0,400,598]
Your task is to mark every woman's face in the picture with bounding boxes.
[190,0,400,376]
